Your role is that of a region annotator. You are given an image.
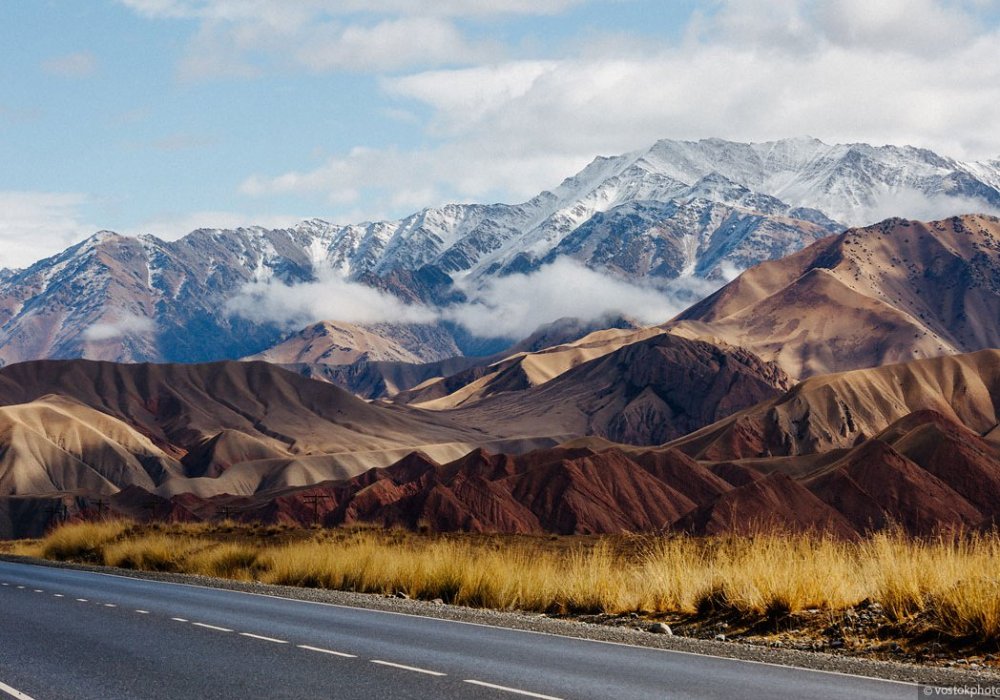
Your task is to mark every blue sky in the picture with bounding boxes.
[1,0,999,268]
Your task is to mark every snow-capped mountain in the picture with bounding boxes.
[0,137,997,365]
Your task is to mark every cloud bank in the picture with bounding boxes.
[237,0,1000,216]
[83,313,156,341]
[443,259,683,338]
[226,259,693,340]
[0,192,96,269]
[225,271,438,330]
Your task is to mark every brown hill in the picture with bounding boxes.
[243,320,460,365]
[192,445,713,535]
[39,402,998,539]
[0,360,487,459]
[0,395,181,496]
[669,349,1000,460]
[0,360,564,508]
[282,315,641,401]
[396,326,665,408]
[669,214,1000,379]
[674,472,856,538]
[445,333,789,447]
[805,438,982,535]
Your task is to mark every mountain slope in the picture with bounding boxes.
[442,333,790,446]
[0,360,562,497]
[669,215,1000,379]
[103,406,1000,537]
[242,320,460,365]
[2,138,997,366]
[0,395,182,496]
[669,349,1000,461]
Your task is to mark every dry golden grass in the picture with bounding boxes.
[39,520,132,562]
[15,522,1000,642]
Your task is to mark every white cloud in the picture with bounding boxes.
[224,257,689,340]
[383,61,558,133]
[225,271,438,329]
[293,18,498,73]
[120,0,585,20]
[41,51,99,78]
[230,0,1000,214]
[813,0,976,53]
[241,35,1000,216]
[83,313,156,341]
[240,142,584,216]
[860,188,1000,226]
[0,192,96,269]
[120,0,567,80]
[445,259,681,337]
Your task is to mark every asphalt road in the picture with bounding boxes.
[0,560,916,700]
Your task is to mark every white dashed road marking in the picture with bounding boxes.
[297,645,357,658]
[0,680,37,700]
[192,622,233,633]
[370,660,446,677]
[463,680,564,699]
[1,575,572,700]
[240,633,288,644]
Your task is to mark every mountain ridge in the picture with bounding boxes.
[2,137,998,366]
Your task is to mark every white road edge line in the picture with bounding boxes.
[192,622,233,633]
[297,644,357,658]
[464,679,563,700]
[171,617,188,622]
[6,562,918,689]
[240,632,288,644]
[0,680,37,700]
[370,660,446,677]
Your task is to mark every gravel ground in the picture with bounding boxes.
[4,553,999,694]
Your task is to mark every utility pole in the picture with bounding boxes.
[141,499,158,522]
[44,501,68,525]
[302,494,329,528]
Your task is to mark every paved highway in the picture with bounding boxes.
[0,560,915,699]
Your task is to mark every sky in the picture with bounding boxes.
[2,0,1000,269]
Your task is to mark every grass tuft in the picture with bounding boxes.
[40,520,132,562]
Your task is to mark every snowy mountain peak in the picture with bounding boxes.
[1,137,999,366]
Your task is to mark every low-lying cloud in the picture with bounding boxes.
[225,271,438,330]
[83,313,156,341]
[226,259,698,340]
[444,259,684,338]
[859,189,1000,227]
